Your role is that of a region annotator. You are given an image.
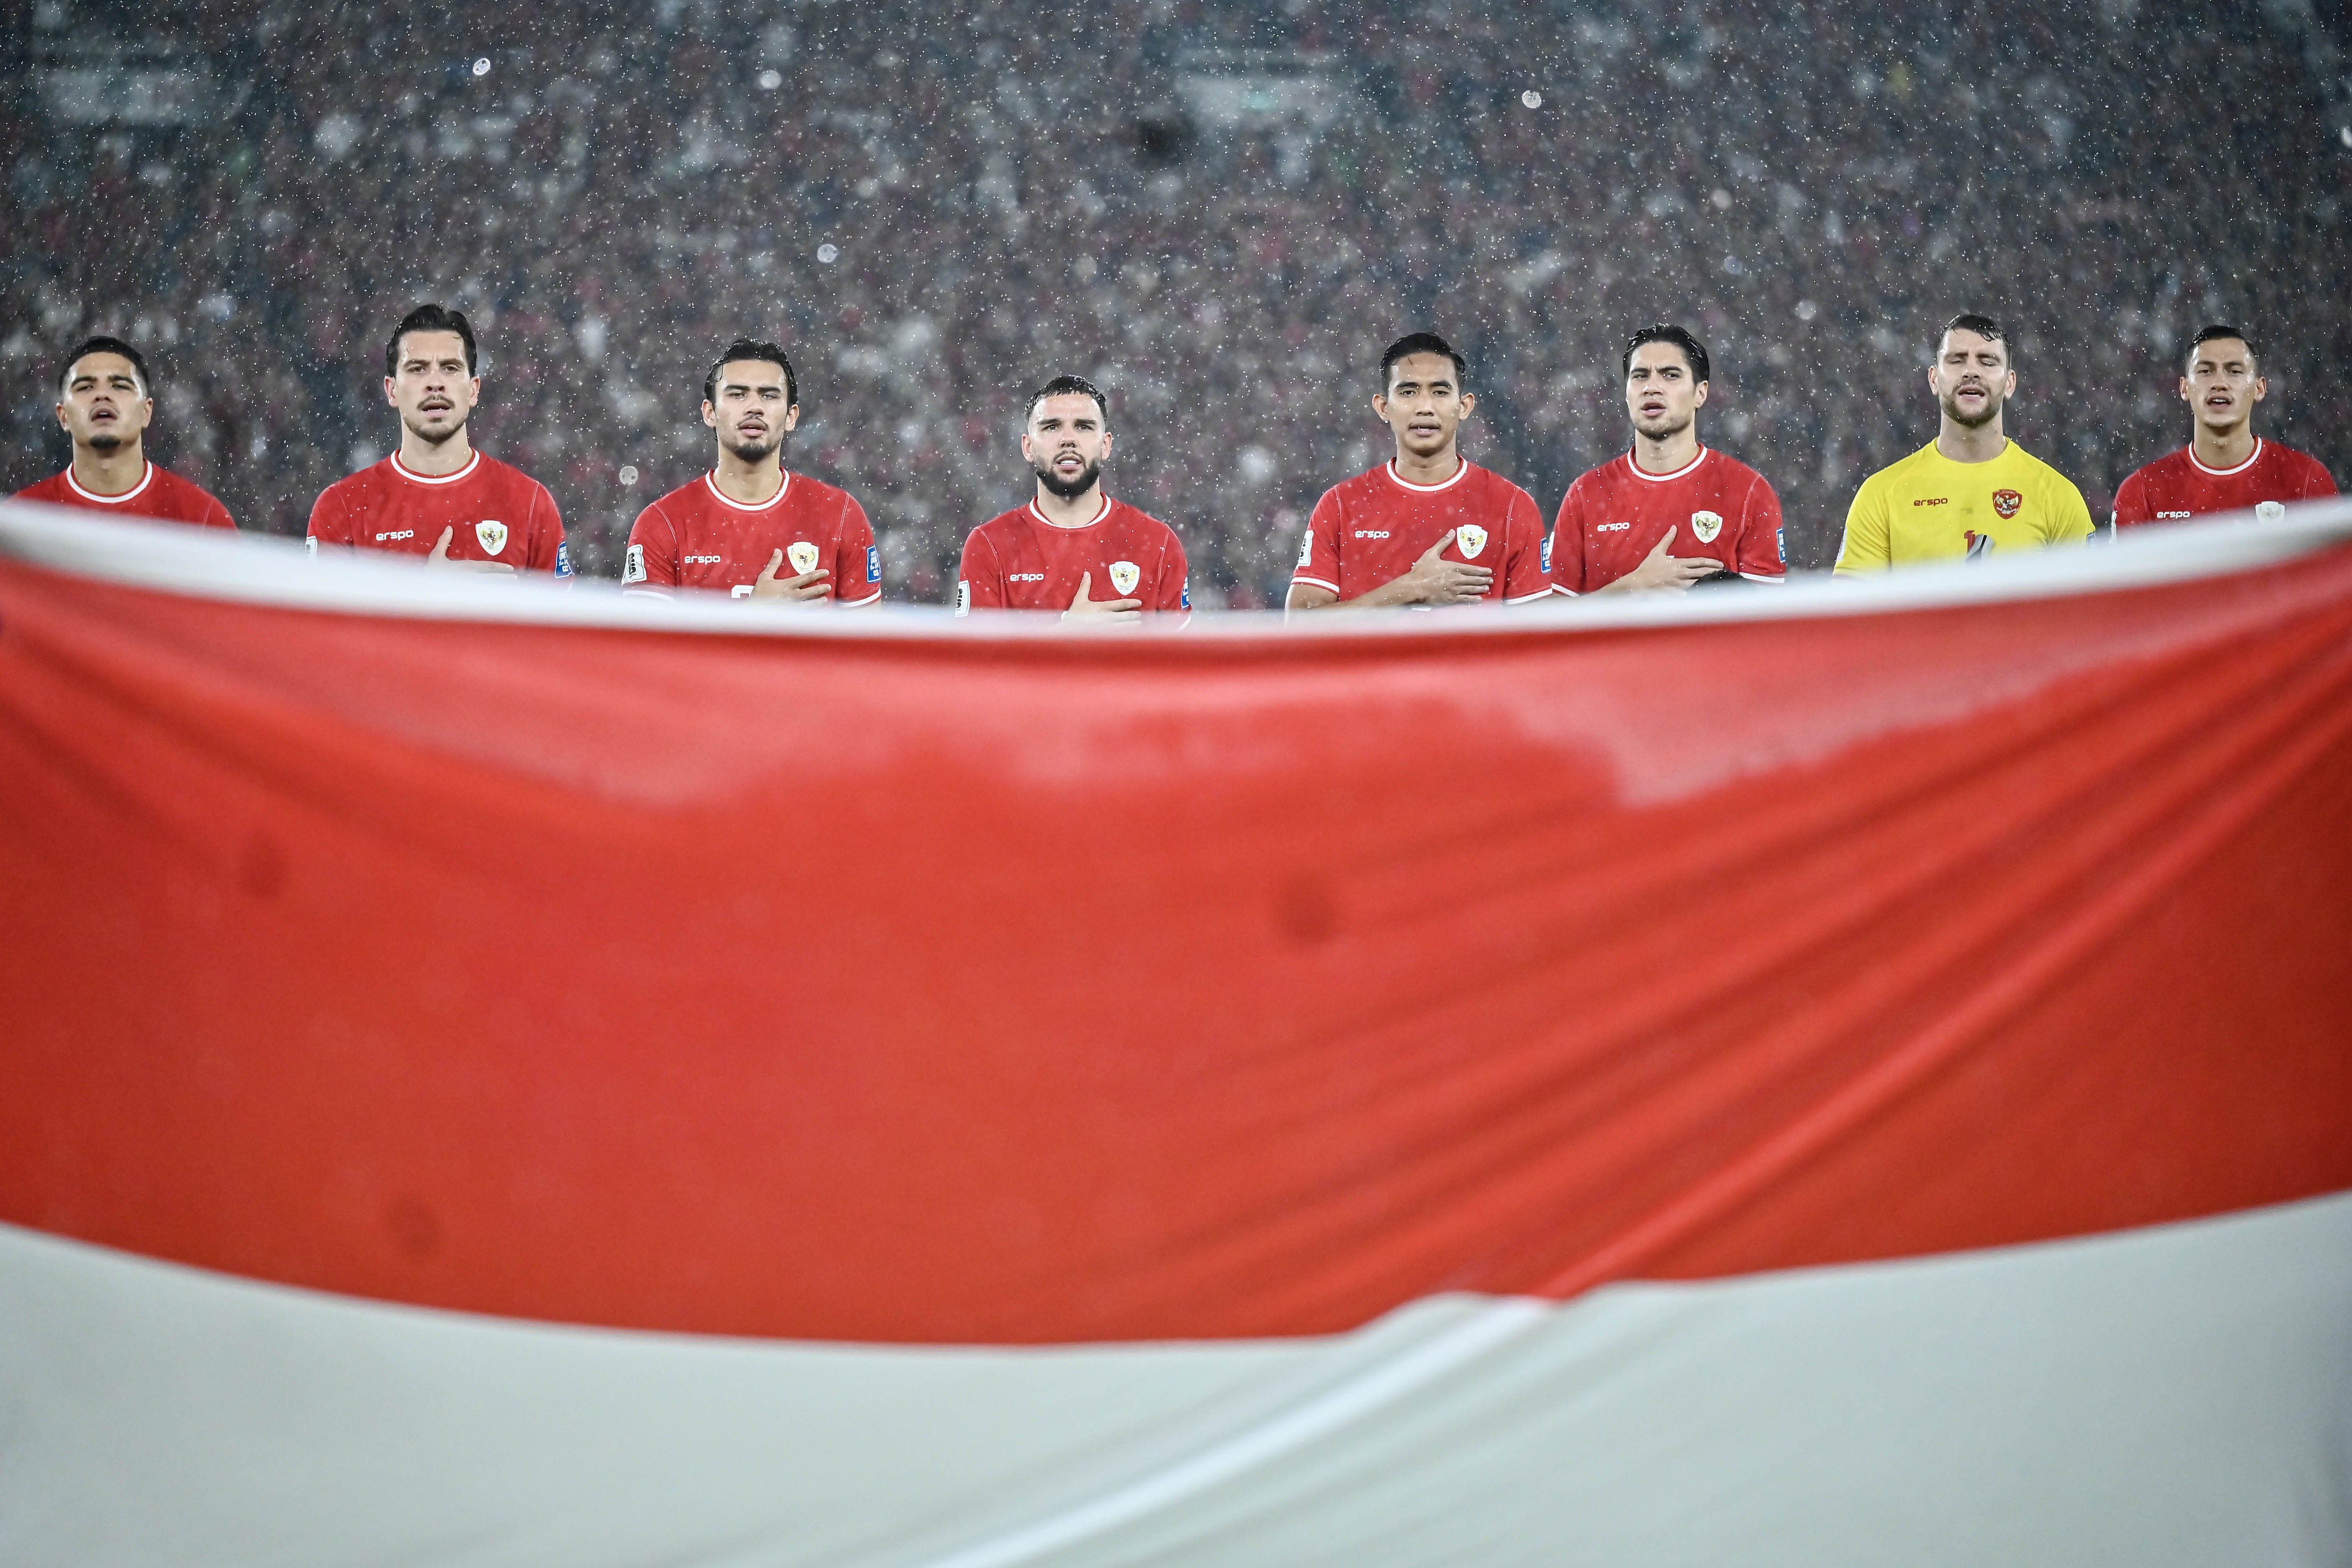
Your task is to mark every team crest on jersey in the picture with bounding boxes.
[476,519,509,556]
[1992,489,2023,520]
[1454,524,1489,559]
[1108,559,1142,596]
[2256,500,2285,522]
[1689,510,1723,544]
[622,543,646,584]
[787,541,822,576]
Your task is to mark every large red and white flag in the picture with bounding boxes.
[3,501,2349,1566]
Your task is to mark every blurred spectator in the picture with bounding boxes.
[4,0,2346,602]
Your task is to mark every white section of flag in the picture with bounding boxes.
[3,1194,2348,1567]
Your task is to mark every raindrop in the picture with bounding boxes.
[619,466,639,487]
[817,242,839,264]
[758,69,782,91]
[1794,300,1819,322]
[471,57,491,77]
[1521,90,1543,109]
[2341,125,2352,149]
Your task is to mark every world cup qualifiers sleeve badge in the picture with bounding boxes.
[787,541,823,576]
[1992,489,2023,520]
[475,519,508,555]
[1108,559,1142,596]
[1689,510,1723,544]
[2257,500,2285,522]
[622,543,646,584]
[1453,524,1488,559]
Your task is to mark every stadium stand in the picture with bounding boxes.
[4,0,2348,602]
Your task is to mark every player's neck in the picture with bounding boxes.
[71,440,146,496]
[1935,418,2006,465]
[713,450,785,505]
[1391,444,1462,487]
[1631,428,1700,475]
[399,427,474,477]
[2192,421,2257,471]
[1031,482,1105,528]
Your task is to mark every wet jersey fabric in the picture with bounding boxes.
[956,496,1188,616]
[1550,447,1783,594]
[2111,440,2337,529]
[1293,459,1551,605]
[307,451,567,575]
[1836,440,2094,573]
[14,462,234,530]
[622,471,879,603]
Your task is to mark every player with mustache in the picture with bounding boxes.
[1835,313,2093,573]
[14,335,235,529]
[307,304,569,576]
[620,339,879,605]
[954,374,1188,623]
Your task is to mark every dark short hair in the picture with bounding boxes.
[58,334,151,399]
[1026,373,1108,425]
[2187,323,2255,370]
[704,339,797,407]
[1380,332,1466,391]
[385,304,478,377]
[1622,324,1710,383]
[1939,313,2007,357]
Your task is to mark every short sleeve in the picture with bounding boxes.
[2300,456,2340,500]
[2047,476,2095,544]
[1832,477,1890,574]
[1501,487,1552,603]
[1291,489,1343,595]
[1548,482,1587,594]
[837,495,882,606]
[1737,475,1786,581]
[528,484,568,573]
[956,528,1004,615]
[622,503,678,595]
[1151,528,1191,615]
[305,485,348,549]
[2109,468,2152,530]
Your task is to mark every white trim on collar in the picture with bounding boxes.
[1028,493,1113,529]
[1625,446,1709,484]
[389,451,482,486]
[65,460,155,504]
[1383,459,1471,494]
[2187,438,2263,479]
[702,470,792,512]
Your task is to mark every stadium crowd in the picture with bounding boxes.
[4,0,2347,603]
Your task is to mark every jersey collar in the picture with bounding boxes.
[389,450,481,486]
[702,469,792,512]
[1383,457,1471,493]
[64,459,155,504]
[1624,445,1709,483]
[2187,437,2263,478]
[1028,493,1112,528]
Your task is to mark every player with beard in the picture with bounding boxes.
[2111,325,2336,529]
[1549,325,1783,595]
[307,304,569,575]
[620,340,879,604]
[1288,332,1550,614]
[955,374,1188,622]
[14,335,234,528]
[1835,313,2092,573]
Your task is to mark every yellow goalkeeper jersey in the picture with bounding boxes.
[1834,440,2095,573]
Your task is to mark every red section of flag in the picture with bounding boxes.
[2,547,2350,1343]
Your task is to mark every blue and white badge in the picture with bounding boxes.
[867,545,882,583]
[1540,534,1553,574]
[555,542,573,578]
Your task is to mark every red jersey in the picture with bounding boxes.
[2111,439,2337,529]
[1291,459,1552,606]
[307,451,568,575]
[1550,446,1784,594]
[621,470,880,604]
[13,460,234,529]
[955,495,1189,616]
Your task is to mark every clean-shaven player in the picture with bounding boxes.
[2111,324,2335,529]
